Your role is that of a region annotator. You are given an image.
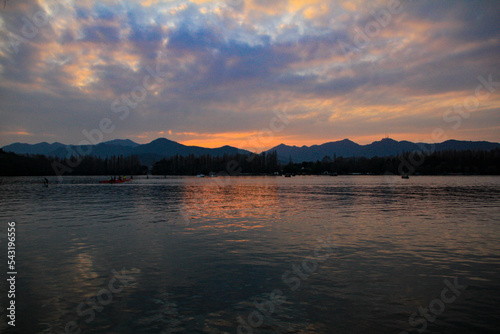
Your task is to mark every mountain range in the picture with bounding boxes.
[271,138,500,163]
[2,138,499,165]
[1,138,251,166]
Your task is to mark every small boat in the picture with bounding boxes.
[401,174,409,179]
[99,178,132,184]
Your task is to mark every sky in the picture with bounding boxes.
[0,0,499,151]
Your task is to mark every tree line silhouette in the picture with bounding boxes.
[0,150,146,176]
[1,148,499,176]
[283,149,500,175]
[152,151,279,175]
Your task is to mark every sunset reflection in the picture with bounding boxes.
[180,177,281,232]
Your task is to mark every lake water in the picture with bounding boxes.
[0,175,499,333]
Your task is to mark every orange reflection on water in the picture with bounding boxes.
[180,177,281,232]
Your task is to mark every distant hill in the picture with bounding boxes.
[270,139,362,163]
[266,138,500,163]
[2,142,67,156]
[130,138,249,165]
[2,137,499,165]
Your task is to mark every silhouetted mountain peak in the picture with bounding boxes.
[339,138,356,143]
[144,138,183,147]
[150,137,173,144]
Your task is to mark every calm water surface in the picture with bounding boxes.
[0,175,499,333]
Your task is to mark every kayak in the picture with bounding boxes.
[99,179,132,184]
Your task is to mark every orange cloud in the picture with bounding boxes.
[9,131,34,136]
[141,0,160,7]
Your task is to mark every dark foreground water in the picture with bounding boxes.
[0,175,499,334]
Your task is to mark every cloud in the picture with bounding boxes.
[0,0,499,148]
[81,25,121,43]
